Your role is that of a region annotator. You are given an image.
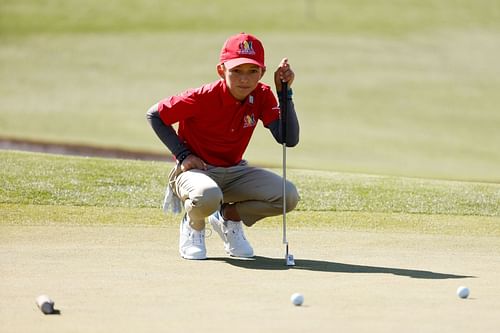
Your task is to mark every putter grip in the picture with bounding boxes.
[280,81,288,143]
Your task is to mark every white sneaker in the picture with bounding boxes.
[179,215,207,260]
[208,210,254,258]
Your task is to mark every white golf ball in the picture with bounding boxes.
[457,286,470,299]
[291,293,304,306]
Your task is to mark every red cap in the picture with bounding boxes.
[219,33,265,69]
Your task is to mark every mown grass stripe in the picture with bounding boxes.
[1,151,498,218]
[2,204,499,237]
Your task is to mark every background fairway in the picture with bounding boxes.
[1,0,500,181]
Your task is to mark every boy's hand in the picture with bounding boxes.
[274,58,295,92]
[181,154,207,172]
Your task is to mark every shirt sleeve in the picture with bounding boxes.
[260,88,281,127]
[146,103,192,162]
[157,89,200,125]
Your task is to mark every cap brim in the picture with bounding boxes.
[223,58,264,69]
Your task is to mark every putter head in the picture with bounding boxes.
[286,253,295,266]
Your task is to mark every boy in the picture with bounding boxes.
[146,32,300,260]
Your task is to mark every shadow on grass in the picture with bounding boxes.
[46,309,61,315]
[209,256,474,279]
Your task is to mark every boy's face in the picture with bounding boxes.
[218,63,266,101]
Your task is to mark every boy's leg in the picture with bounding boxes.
[174,169,223,230]
[173,168,223,260]
[220,165,300,226]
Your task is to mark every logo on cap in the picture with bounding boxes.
[239,41,255,56]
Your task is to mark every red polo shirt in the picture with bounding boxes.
[158,79,280,167]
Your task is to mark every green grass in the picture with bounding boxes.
[1,0,500,181]
[1,151,499,235]
[3,204,499,237]
[2,0,499,36]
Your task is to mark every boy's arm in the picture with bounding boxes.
[146,103,192,163]
[267,90,299,147]
[267,57,299,146]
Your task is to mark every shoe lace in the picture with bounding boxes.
[189,229,205,246]
[226,221,247,242]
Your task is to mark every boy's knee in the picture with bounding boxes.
[285,182,300,212]
[189,186,223,215]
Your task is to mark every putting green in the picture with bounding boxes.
[1,222,499,333]
[1,152,498,332]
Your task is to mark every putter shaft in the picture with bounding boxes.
[281,81,294,266]
[282,142,287,245]
[282,81,288,246]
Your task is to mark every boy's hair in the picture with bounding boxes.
[219,33,265,69]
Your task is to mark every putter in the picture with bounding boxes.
[281,81,295,267]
